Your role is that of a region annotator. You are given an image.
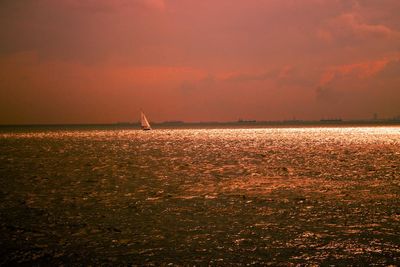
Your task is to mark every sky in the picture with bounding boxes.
[0,0,400,124]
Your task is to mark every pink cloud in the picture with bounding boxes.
[0,51,204,123]
[319,12,399,43]
[340,13,396,37]
[319,57,396,85]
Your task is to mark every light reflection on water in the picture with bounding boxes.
[1,126,399,144]
[0,126,399,265]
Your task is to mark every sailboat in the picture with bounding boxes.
[140,111,152,131]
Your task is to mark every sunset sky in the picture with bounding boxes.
[1,0,399,124]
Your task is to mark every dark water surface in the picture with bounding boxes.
[0,126,399,265]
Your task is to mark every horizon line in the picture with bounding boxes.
[1,118,400,127]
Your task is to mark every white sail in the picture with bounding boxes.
[140,111,151,130]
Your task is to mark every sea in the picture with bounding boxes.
[0,125,399,265]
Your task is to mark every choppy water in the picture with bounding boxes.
[0,126,399,265]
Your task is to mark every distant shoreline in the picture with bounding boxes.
[1,120,400,129]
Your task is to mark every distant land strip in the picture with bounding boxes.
[1,119,400,128]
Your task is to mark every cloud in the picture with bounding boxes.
[319,58,392,85]
[222,66,315,88]
[60,0,166,12]
[315,55,400,118]
[341,13,396,37]
[318,12,400,44]
[1,0,400,122]
[0,0,168,62]
[315,86,342,104]
[179,74,215,94]
[377,58,400,79]
[0,51,205,123]
[223,71,275,83]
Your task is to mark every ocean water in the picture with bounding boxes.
[0,126,399,265]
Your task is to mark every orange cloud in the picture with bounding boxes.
[319,57,394,85]
[0,51,207,123]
